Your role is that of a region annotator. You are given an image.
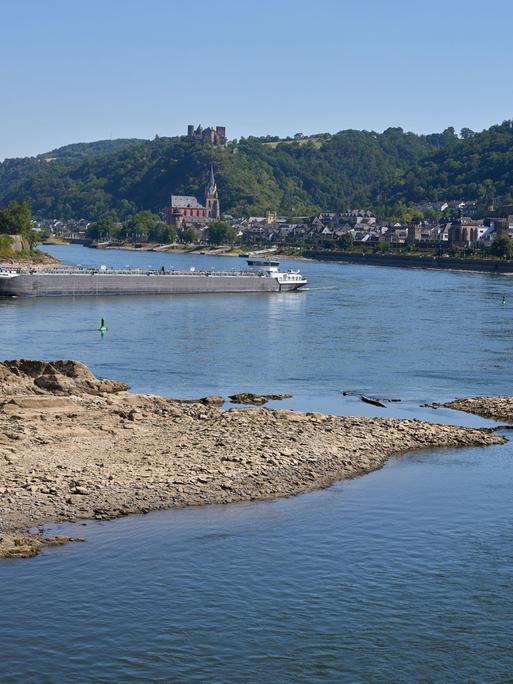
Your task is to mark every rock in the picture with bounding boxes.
[0,359,128,397]
[199,395,225,406]
[3,396,75,411]
[229,392,292,405]
[360,395,386,408]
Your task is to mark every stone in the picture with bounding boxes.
[199,395,225,406]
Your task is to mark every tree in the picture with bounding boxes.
[179,227,196,244]
[148,221,176,243]
[490,235,513,258]
[121,211,162,243]
[86,213,117,242]
[460,128,475,140]
[0,200,36,246]
[337,233,353,250]
[206,221,237,245]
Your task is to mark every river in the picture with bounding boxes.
[1,245,512,682]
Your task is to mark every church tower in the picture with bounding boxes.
[204,164,220,220]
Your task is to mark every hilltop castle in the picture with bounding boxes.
[187,124,227,147]
[165,164,220,227]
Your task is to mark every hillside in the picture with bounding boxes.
[380,120,513,208]
[1,123,513,219]
[38,138,146,162]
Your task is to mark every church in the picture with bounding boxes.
[165,165,220,227]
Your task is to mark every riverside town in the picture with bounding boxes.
[2,121,513,266]
[4,4,513,677]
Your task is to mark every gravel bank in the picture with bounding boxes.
[0,360,506,559]
[446,396,513,423]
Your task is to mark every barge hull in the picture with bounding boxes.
[0,273,303,297]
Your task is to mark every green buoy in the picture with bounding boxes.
[99,317,108,332]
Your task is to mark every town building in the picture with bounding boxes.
[187,124,227,146]
[448,217,487,247]
[165,165,221,227]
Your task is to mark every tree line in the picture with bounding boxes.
[86,213,237,246]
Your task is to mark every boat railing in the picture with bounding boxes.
[10,267,287,278]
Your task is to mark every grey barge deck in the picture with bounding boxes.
[0,267,307,297]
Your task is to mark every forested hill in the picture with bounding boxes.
[1,122,513,219]
[38,138,147,162]
[378,120,513,209]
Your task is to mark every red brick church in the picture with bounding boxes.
[165,165,220,226]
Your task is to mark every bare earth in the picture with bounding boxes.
[0,360,506,559]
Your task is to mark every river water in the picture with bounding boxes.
[1,245,513,682]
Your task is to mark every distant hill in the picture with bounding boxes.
[38,138,147,162]
[1,123,513,219]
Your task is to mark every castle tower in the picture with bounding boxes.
[204,164,220,219]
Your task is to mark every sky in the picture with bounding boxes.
[1,0,513,159]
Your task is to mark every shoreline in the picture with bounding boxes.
[303,250,513,274]
[0,360,507,560]
[78,242,306,260]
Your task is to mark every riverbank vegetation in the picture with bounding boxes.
[86,211,176,244]
[0,200,38,257]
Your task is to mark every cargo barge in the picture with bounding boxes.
[0,263,307,297]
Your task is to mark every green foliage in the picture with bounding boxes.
[0,200,36,246]
[86,213,118,241]
[0,129,454,220]
[38,139,146,162]
[86,210,176,244]
[0,233,13,257]
[206,221,238,245]
[490,235,513,258]
[179,227,196,244]
[2,121,513,219]
[337,233,353,249]
[376,241,390,252]
[121,211,162,243]
[383,120,513,207]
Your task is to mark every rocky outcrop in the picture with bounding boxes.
[0,250,60,268]
[229,392,292,405]
[0,359,128,397]
[0,533,70,560]
[0,361,507,559]
[446,396,513,423]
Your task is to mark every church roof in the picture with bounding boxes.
[170,195,205,209]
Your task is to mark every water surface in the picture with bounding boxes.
[1,246,512,682]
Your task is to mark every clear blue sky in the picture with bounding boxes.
[1,0,512,159]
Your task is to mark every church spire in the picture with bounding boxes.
[207,163,217,194]
[204,163,220,219]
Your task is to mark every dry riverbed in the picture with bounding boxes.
[446,396,513,423]
[0,360,507,559]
